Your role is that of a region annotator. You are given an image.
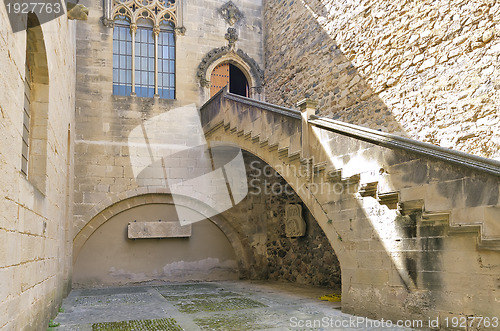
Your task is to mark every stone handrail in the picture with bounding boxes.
[308,115,500,177]
[224,93,301,120]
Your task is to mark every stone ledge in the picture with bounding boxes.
[309,116,500,177]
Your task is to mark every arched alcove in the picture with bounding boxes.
[23,13,49,194]
[73,192,254,286]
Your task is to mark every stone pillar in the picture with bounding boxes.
[297,98,317,160]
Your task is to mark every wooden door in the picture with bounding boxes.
[210,63,229,98]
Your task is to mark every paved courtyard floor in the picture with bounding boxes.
[51,281,416,330]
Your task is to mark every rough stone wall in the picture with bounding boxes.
[73,0,263,279]
[0,11,76,331]
[265,182,341,287]
[264,0,500,159]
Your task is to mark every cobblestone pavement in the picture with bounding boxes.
[51,281,418,330]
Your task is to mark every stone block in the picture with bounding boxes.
[127,221,192,239]
[463,176,499,208]
[483,206,500,239]
[352,268,389,285]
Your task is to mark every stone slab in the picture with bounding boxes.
[128,221,191,239]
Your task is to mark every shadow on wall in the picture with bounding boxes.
[264,0,500,159]
[260,0,500,322]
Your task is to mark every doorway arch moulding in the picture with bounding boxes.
[197,46,264,100]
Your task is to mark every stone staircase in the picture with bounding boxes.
[200,89,500,250]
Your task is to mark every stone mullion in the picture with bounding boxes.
[153,26,160,97]
[130,23,137,96]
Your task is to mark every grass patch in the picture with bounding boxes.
[92,318,182,331]
[48,319,60,328]
[174,296,266,314]
[194,313,271,330]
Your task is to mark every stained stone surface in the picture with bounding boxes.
[50,281,418,330]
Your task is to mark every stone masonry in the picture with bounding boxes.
[1,0,499,329]
[73,0,264,240]
[264,0,500,159]
[201,90,500,329]
[220,152,341,287]
[0,8,76,331]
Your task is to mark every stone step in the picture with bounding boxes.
[278,136,291,153]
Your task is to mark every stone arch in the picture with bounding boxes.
[73,191,253,278]
[197,47,264,100]
[205,133,353,279]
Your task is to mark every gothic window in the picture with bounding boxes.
[109,0,179,99]
[158,23,176,99]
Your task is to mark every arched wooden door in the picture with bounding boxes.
[210,63,230,98]
[210,63,249,98]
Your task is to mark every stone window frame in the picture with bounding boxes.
[104,0,185,99]
[22,13,49,195]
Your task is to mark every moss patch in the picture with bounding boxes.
[194,313,272,330]
[161,292,238,301]
[154,283,219,294]
[75,293,151,307]
[91,318,182,331]
[170,295,267,314]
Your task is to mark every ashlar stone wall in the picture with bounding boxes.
[0,10,76,331]
[264,0,500,159]
[73,0,264,280]
[74,0,263,230]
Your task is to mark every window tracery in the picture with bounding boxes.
[107,0,180,99]
[111,0,177,27]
